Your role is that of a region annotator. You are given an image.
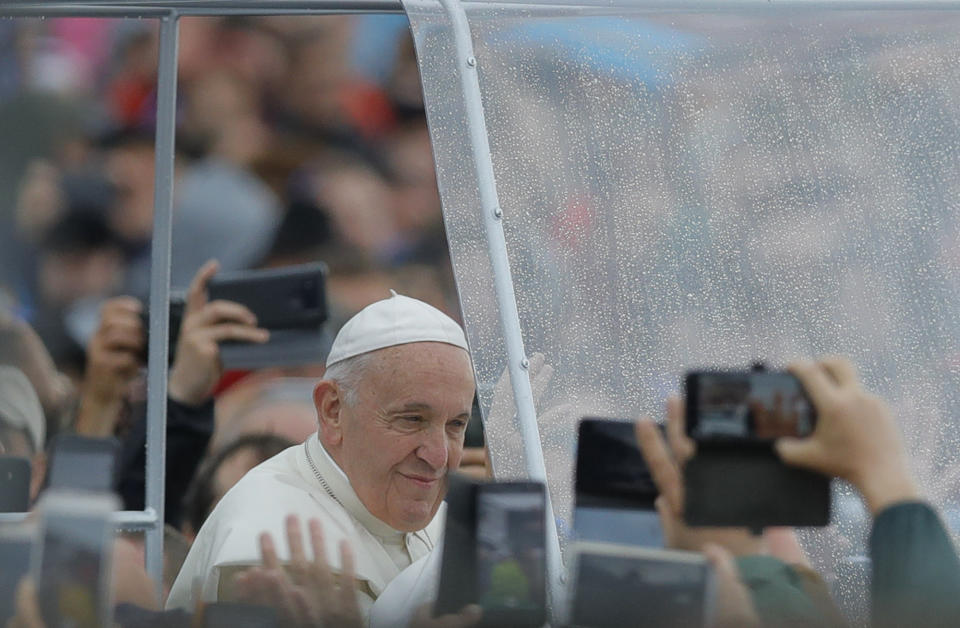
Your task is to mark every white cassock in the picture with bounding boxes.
[166,433,444,617]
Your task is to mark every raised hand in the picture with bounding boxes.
[168,260,269,406]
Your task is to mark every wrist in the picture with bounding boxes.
[168,373,206,407]
[853,465,920,516]
[75,395,123,437]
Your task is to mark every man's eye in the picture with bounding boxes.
[400,416,423,423]
[448,420,467,430]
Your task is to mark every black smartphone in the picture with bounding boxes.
[569,543,714,628]
[208,263,327,331]
[33,491,118,628]
[47,435,120,493]
[140,295,185,365]
[683,369,830,527]
[0,524,34,624]
[435,477,547,628]
[203,602,278,628]
[574,418,662,547]
[0,455,31,512]
[685,371,815,443]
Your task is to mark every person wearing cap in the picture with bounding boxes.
[0,365,47,502]
[166,293,475,617]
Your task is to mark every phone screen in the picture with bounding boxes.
[572,548,711,628]
[686,372,815,442]
[37,508,112,628]
[574,419,663,547]
[475,486,546,620]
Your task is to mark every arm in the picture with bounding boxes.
[776,357,960,627]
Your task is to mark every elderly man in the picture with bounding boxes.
[167,293,475,616]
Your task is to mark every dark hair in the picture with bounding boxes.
[40,210,120,255]
[180,433,294,533]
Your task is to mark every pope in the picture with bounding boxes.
[167,292,476,617]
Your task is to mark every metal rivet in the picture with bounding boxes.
[493,206,503,218]
[466,56,477,68]
[520,357,530,369]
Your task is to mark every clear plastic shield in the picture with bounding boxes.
[405,0,960,610]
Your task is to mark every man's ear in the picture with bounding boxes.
[313,380,344,446]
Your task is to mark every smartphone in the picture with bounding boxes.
[685,371,815,443]
[683,369,830,527]
[46,435,120,493]
[435,477,547,628]
[0,455,31,512]
[0,523,35,624]
[32,490,119,628]
[203,602,278,628]
[208,263,328,331]
[575,418,662,547]
[569,542,714,628]
[140,295,185,365]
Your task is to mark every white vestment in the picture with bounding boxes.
[166,433,444,616]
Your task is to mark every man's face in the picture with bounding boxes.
[323,342,475,532]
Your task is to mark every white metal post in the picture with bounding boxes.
[143,11,180,592]
[430,0,566,617]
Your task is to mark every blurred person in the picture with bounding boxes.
[167,293,475,618]
[0,366,47,501]
[776,358,960,628]
[0,309,76,440]
[210,380,318,452]
[74,260,268,527]
[181,433,295,539]
[635,398,846,626]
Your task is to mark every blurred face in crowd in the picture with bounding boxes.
[315,342,475,532]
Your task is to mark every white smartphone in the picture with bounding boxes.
[568,542,715,628]
[32,490,119,628]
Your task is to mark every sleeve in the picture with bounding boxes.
[735,554,846,627]
[870,501,960,628]
[116,397,215,526]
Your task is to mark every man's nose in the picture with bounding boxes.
[416,426,449,471]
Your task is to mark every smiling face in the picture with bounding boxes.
[315,342,476,532]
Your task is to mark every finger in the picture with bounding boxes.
[306,518,334,592]
[102,326,146,353]
[193,300,258,328]
[202,325,270,345]
[787,360,836,409]
[337,540,360,617]
[460,447,486,466]
[774,436,825,472]
[100,296,143,317]
[185,259,219,314]
[635,420,684,515]
[286,515,309,581]
[819,356,859,389]
[655,496,681,549]
[260,532,281,571]
[99,351,142,375]
[15,578,43,628]
[665,395,695,462]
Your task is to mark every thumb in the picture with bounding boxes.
[775,437,822,470]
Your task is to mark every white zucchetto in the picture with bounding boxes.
[325,292,468,367]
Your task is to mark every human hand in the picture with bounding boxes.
[168,260,269,406]
[703,544,761,628]
[634,397,762,555]
[409,603,482,628]
[76,297,145,436]
[458,447,491,479]
[233,515,361,628]
[776,357,919,515]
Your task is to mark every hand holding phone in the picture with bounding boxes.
[683,368,830,528]
[168,260,270,406]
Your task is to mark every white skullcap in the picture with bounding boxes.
[326,292,468,367]
[0,366,45,452]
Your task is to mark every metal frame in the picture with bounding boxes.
[6,0,960,611]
